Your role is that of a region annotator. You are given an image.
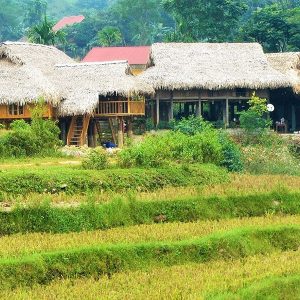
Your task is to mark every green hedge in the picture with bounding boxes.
[209,274,300,300]
[0,226,299,289]
[0,164,228,196]
[1,190,300,235]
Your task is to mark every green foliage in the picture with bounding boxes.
[239,94,271,143]
[118,131,223,168]
[0,164,227,196]
[218,132,244,172]
[0,101,61,158]
[172,116,213,135]
[241,4,300,52]
[98,26,123,46]
[119,116,243,172]
[0,226,299,288]
[163,0,248,42]
[27,15,66,45]
[82,148,109,170]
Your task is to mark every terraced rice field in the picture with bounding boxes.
[0,171,300,299]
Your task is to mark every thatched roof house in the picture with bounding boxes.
[267,52,300,94]
[56,61,154,116]
[0,42,74,105]
[140,43,292,91]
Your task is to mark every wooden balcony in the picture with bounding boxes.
[94,100,145,116]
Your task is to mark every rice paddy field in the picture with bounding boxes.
[1,159,300,299]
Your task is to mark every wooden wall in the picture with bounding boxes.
[0,103,55,120]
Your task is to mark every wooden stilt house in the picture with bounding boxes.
[0,42,73,125]
[55,61,154,146]
[140,43,293,128]
[267,52,300,131]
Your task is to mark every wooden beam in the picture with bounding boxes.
[225,99,229,128]
[156,94,160,127]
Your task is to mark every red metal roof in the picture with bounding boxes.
[53,15,85,31]
[82,46,151,65]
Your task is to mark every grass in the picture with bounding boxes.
[0,225,299,288]
[0,163,227,196]
[0,214,299,259]
[1,190,300,235]
[1,250,299,299]
[2,173,300,206]
[210,274,300,299]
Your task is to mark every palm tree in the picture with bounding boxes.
[27,15,65,45]
[98,26,123,47]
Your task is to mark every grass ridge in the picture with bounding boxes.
[1,190,300,235]
[0,225,299,289]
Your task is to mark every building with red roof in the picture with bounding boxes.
[53,15,85,32]
[82,46,151,75]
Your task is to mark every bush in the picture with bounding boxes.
[82,148,108,170]
[239,94,272,144]
[0,101,61,157]
[172,115,213,135]
[118,131,223,168]
[119,116,244,172]
[219,132,244,172]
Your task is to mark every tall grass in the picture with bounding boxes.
[1,190,300,235]
[0,215,299,259]
[210,274,300,300]
[1,250,300,299]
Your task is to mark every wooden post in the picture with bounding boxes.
[87,119,94,147]
[292,104,296,132]
[169,98,174,121]
[128,117,133,138]
[156,94,160,127]
[60,119,67,146]
[196,100,201,117]
[117,117,124,148]
[225,99,229,128]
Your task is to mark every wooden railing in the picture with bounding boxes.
[95,101,145,116]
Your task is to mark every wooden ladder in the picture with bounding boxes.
[94,117,117,145]
[67,115,91,146]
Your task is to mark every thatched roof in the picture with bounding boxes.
[0,42,74,105]
[57,61,154,116]
[140,43,292,91]
[266,52,300,94]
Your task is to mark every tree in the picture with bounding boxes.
[163,0,248,42]
[98,26,123,46]
[24,0,47,28]
[0,0,23,41]
[27,16,65,45]
[110,0,174,45]
[241,4,300,52]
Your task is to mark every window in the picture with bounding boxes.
[236,88,247,97]
[8,104,24,115]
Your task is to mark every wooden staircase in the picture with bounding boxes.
[94,117,118,146]
[67,115,91,146]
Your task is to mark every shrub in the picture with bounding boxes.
[172,115,212,135]
[219,132,244,172]
[82,148,109,170]
[239,94,272,144]
[0,101,61,157]
[118,131,223,168]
